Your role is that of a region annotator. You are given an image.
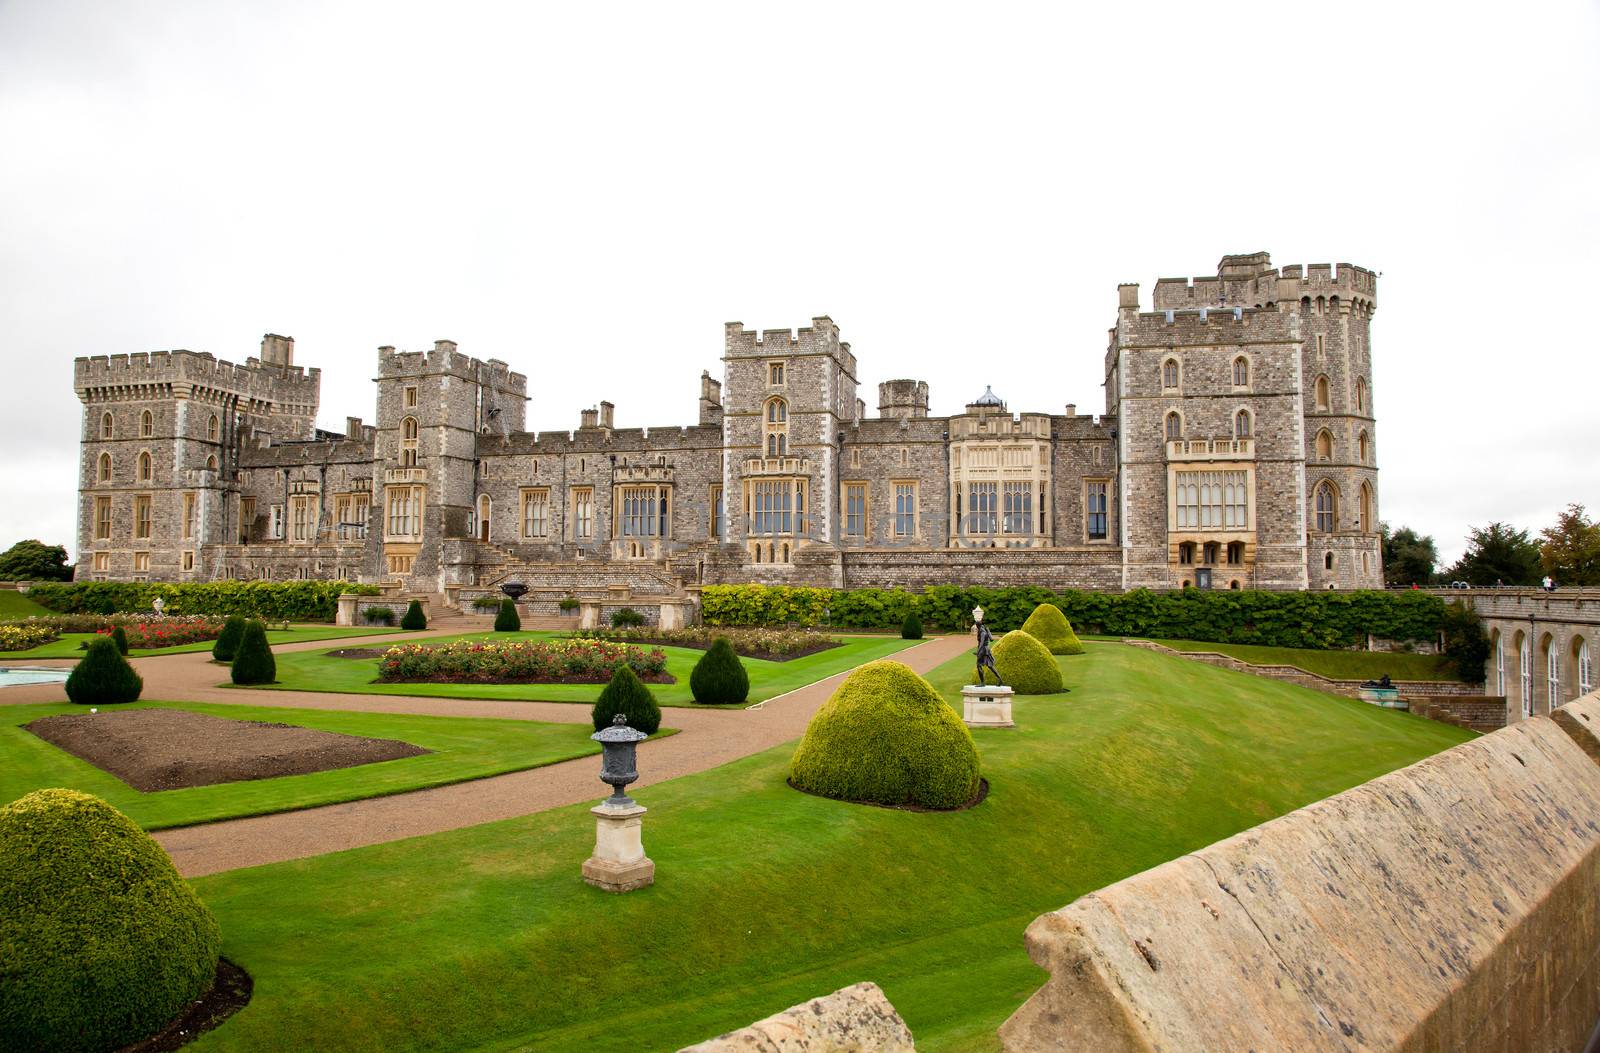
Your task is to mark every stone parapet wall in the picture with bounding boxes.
[680,982,915,1053]
[999,693,1600,1052]
[1406,697,1509,734]
[839,549,1122,590]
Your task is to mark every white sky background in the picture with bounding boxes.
[1,1,1596,568]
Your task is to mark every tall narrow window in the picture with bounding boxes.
[894,483,916,537]
[709,485,724,538]
[1358,483,1373,533]
[1233,356,1249,387]
[97,452,112,482]
[1316,429,1333,460]
[764,398,788,458]
[521,489,549,538]
[140,410,153,437]
[94,496,112,540]
[1547,641,1561,710]
[1314,482,1337,532]
[1580,639,1593,697]
[1162,359,1179,389]
[101,412,114,439]
[182,492,197,539]
[1495,634,1506,696]
[208,414,220,441]
[404,386,418,408]
[1086,481,1108,540]
[1165,412,1181,440]
[572,488,594,539]
[845,483,866,536]
[400,417,419,466]
[134,495,152,539]
[1520,635,1533,718]
[1358,430,1370,463]
[1356,378,1368,413]
[768,362,785,386]
[138,451,153,481]
[1314,375,1330,411]
[1234,410,1251,438]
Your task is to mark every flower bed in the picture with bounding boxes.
[0,624,59,651]
[574,626,839,662]
[377,638,671,685]
[2,613,215,634]
[98,618,224,650]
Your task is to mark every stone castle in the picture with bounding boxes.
[73,252,1383,605]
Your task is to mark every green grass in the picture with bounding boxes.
[184,642,1472,1052]
[0,590,53,617]
[0,700,608,829]
[253,631,921,707]
[2,624,404,660]
[1140,638,1461,682]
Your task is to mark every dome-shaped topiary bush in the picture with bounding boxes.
[230,620,276,685]
[590,664,662,735]
[64,636,143,706]
[400,599,428,630]
[690,637,749,705]
[993,629,1064,694]
[494,598,521,633]
[1019,603,1085,655]
[790,660,980,809]
[109,624,129,656]
[901,612,923,640]
[212,614,247,663]
[0,789,221,1053]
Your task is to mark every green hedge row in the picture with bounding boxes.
[701,584,1448,650]
[25,580,378,622]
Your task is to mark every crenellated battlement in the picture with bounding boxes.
[492,422,723,457]
[73,348,322,405]
[724,316,856,376]
[376,340,528,395]
[1117,305,1300,349]
[1147,252,1377,313]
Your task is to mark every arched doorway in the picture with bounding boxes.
[478,495,491,542]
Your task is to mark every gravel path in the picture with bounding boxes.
[2,621,973,876]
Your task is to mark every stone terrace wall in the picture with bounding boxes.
[1406,696,1510,734]
[999,693,1600,1052]
[680,982,915,1053]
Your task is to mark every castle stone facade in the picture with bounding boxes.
[73,252,1383,600]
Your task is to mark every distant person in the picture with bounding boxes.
[1495,578,1504,588]
[1543,575,1556,592]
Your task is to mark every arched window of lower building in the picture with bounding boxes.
[1493,631,1505,696]
[1579,638,1593,697]
[1518,632,1532,719]
[1545,635,1560,713]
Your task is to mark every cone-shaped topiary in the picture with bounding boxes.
[401,599,428,630]
[494,598,521,632]
[590,664,662,735]
[992,629,1064,694]
[1019,603,1085,655]
[212,614,247,663]
[790,660,980,809]
[901,612,923,640]
[230,620,276,685]
[690,636,749,705]
[0,789,221,1053]
[109,624,129,655]
[64,636,143,705]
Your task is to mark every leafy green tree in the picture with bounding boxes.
[1380,523,1438,587]
[1446,522,1542,586]
[1441,601,1490,682]
[0,540,73,581]
[1539,504,1600,586]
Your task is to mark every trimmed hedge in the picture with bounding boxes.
[701,584,1446,650]
[64,636,144,705]
[901,612,923,640]
[494,598,521,632]
[590,665,662,735]
[401,600,427,631]
[1019,603,1084,655]
[789,660,980,809]
[109,624,129,655]
[230,621,276,685]
[25,580,377,621]
[993,630,1064,694]
[0,789,221,1053]
[212,614,247,662]
[689,637,750,705]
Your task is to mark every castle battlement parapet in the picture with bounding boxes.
[1117,306,1300,349]
[73,348,322,406]
[376,342,528,394]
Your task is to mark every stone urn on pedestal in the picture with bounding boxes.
[582,715,656,893]
[963,604,1015,728]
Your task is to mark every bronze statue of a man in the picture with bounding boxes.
[973,605,1003,686]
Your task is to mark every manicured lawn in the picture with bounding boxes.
[0,700,606,829]
[187,642,1471,1052]
[2,624,405,660]
[0,590,53,618]
[252,631,922,707]
[1140,638,1461,682]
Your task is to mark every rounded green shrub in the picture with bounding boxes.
[611,607,645,628]
[993,629,1064,694]
[901,612,923,640]
[109,624,129,655]
[789,660,980,809]
[1019,603,1085,655]
[64,636,143,705]
[211,614,247,662]
[494,598,521,633]
[400,599,427,630]
[0,789,221,1053]
[364,605,395,626]
[230,620,276,685]
[590,664,662,734]
[690,637,749,705]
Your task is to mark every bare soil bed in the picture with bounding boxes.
[25,709,430,791]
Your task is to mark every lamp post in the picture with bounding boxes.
[581,715,656,892]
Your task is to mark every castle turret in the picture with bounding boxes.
[877,379,929,420]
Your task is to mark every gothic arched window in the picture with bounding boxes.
[1314,482,1337,532]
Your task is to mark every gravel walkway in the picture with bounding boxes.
[2,622,973,876]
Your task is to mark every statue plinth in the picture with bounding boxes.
[582,802,655,892]
[961,685,1015,728]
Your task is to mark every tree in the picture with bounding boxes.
[1380,523,1438,587]
[0,540,72,582]
[65,637,143,705]
[1540,504,1600,586]
[1441,601,1490,683]
[1446,522,1542,586]
[230,621,277,685]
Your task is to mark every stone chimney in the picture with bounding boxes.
[598,401,615,430]
[1065,403,1077,417]
[345,416,363,438]
[699,371,723,426]
[260,333,294,369]
[580,407,599,430]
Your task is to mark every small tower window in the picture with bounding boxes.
[140,410,153,437]
[1355,378,1367,413]
[206,454,218,471]
[404,386,418,409]
[1325,551,1335,570]
[1162,359,1179,389]
[401,416,419,466]
[138,451,152,481]
[769,362,785,386]
[1233,356,1249,387]
[1359,483,1373,533]
[1235,410,1252,439]
[1165,411,1181,441]
[1358,430,1370,463]
[1314,375,1330,411]
[1315,482,1338,532]
[764,397,788,458]
[1316,429,1333,461]
[100,412,114,439]
[97,452,112,482]
[208,414,220,441]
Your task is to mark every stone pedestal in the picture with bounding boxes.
[578,599,603,630]
[961,685,1015,728]
[336,593,359,627]
[581,802,655,892]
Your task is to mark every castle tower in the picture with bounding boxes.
[722,317,857,567]
[73,337,321,581]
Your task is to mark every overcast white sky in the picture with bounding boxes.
[2,1,1596,567]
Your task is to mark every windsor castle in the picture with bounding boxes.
[73,252,1383,608]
